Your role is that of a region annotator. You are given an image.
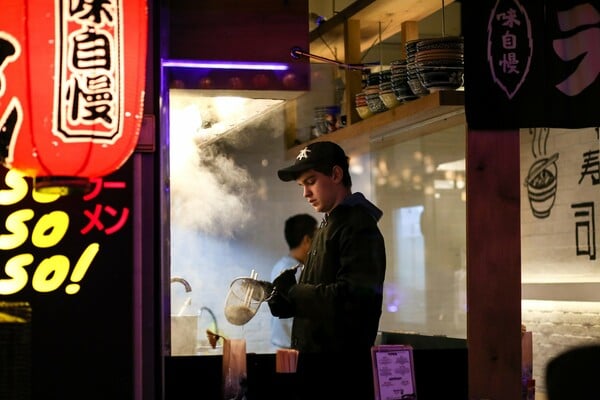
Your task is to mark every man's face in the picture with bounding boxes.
[295,168,338,213]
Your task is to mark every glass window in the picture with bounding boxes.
[372,123,467,338]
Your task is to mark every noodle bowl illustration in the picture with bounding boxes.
[525,153,558,218]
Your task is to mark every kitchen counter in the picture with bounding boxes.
[166,353,283,400]
[166,338,468,400]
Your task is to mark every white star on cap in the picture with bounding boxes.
[297,147,311,160]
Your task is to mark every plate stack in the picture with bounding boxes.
[378,69,401,109]
[364,72,388,114]
[414,36,464,91]
[405,40,431,97]
[355,91,373,120]
[390,59,418,102]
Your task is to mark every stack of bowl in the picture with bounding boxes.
[414,36,464,91]
[364,72,388,114]
[378,69,401,109]
[355,91,373,120]
[405,40,431,97]
[390,59,418,102]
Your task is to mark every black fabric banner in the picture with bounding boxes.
[463,0,600,129]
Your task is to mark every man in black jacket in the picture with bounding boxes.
[269,141,386,400]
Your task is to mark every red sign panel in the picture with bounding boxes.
[0,0,147,184]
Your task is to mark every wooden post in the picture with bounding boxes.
[400,21,419,60]
[466,128,522,400]
[343,18,362,125]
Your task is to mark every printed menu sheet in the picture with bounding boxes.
[371,345,416,400]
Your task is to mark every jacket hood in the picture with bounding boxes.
[341,192,383,222]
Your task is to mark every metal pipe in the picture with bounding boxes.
[200,306,219,335]
[290,47,379,70]
[170,276,192,292]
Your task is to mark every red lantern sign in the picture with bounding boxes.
[0,0,147,194]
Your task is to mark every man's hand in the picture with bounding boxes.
[273,267,297,296]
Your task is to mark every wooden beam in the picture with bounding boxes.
[309,0,456,60]
[286,90,465,158]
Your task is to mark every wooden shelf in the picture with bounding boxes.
[285,90,465,159]
[293,1,464,160]
[309,0,457,61]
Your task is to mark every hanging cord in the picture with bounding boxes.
[310,8,340,64]
[321,35,339,62]
[317,29,340,63]
[360,20,392,64]
[379,21,383,68]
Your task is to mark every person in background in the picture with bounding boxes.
[268,141,386,400]
[270,213,317,349]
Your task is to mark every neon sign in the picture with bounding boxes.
[0,169,130,295]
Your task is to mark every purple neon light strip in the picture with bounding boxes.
[162,59,289,71]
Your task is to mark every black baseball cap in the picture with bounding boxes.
[277,141,348,182]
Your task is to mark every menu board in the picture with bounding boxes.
[371,345,417,400]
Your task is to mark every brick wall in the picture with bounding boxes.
[522,300,600,397]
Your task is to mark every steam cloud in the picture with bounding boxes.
[170,104,253,237]
[169,95,283,237]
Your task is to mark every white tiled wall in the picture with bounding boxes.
[520,127,600,396]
